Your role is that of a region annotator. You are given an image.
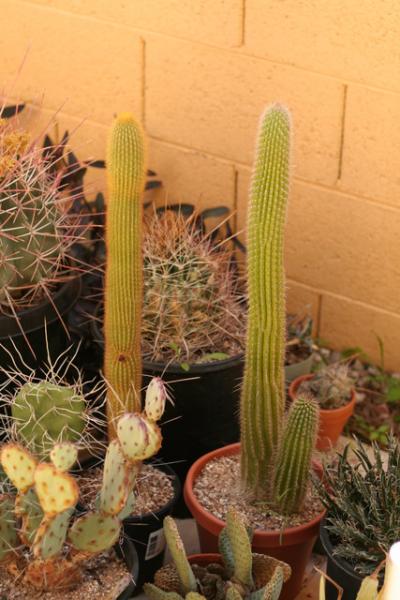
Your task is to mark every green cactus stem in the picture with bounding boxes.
[163,516,197,595]
[11,381,86,458]
[240,104,291,497]
[104,113,146,436]
[273,395,319,515]
[68,511,121,553]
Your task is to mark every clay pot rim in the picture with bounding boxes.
[184,442,325,543]
[289,373,356,415]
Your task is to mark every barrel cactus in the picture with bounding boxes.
[240,104,319,513]
[0,120,82,312]
[104,113,146,436]
[142,210,244,363]
[144,510,291,600]
[299,364,354,410]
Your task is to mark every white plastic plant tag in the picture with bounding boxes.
[145,528,166,560]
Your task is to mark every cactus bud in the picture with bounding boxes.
[145,377,167,422]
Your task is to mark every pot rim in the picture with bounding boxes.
[184,442,325,544]
[289,374,356,415]
[0,276,81,337]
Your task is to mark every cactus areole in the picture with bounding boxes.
[104,113,146,436]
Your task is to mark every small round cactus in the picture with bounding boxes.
[299,364,354,410]
[11,381,86,458]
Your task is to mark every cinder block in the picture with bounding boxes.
[27,0,243,47]
[237,174,400,316]
[16,103,108,201]
[285,181,400,315]
[0,0,142,124]
[340,85,400,207]
[320,294,400,372]
[286,280,321,335]
[148,139,236,213]
[245,0,400,93]
[146,37,343,185]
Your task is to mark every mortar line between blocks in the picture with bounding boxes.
[337,83,348,182]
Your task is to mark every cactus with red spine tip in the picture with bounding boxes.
[104,113,146,436]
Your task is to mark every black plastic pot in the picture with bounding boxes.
[116,537,140,600]
[144,356,243,499]
[123,460,181,594]
[0,277,81,379]
[320,520,364,600]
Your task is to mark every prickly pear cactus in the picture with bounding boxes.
[50,442,78,472]
[0,495,18,562]
[99,439,133,515]
[68,511,121,553]
[11,381,86,458]
[0,443,37,492]
[144,511,291,600]
[117,412,162,461]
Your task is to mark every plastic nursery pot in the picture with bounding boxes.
[289,374,356,451]
[284,352,314,383]
[0,277,82,381]
[320,520,364,600]
[123,460,181,595]
[115,537,140,600]
[184,443,325,600]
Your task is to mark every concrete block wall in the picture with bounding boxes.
[1,0,399,369]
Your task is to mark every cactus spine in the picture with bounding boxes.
[240,104,290,495]
[273,395,319,515]
[104,113,146,436]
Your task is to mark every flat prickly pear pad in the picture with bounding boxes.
[0,443,37,492]
[117,413,162,461]
[34,463,79,515]
[50,442,78,472]
[100,439,132,516]
[68,511,121,553]
[0,494,18,563]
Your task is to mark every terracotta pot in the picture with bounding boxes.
[184,443,325,600]
[289,374,356,451]
[188,553,222,566]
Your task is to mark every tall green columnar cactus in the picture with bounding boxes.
[273,395,319,515]
[240,104,291,496]
[104,113,146,437]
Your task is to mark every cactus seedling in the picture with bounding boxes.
[144,511,291,600]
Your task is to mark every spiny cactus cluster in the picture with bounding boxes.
[144,510,291,600]
[299,364,354,410]
[104,113,145,435]
[142,210,244,364]
[0,119,84,312]
[240,105,319,515]
[0,375,167,591]
[0,355,105,460]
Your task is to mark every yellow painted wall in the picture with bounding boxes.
[1,0,399,369]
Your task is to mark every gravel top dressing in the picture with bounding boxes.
[193,454,323,530]
[79,463,175,515]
